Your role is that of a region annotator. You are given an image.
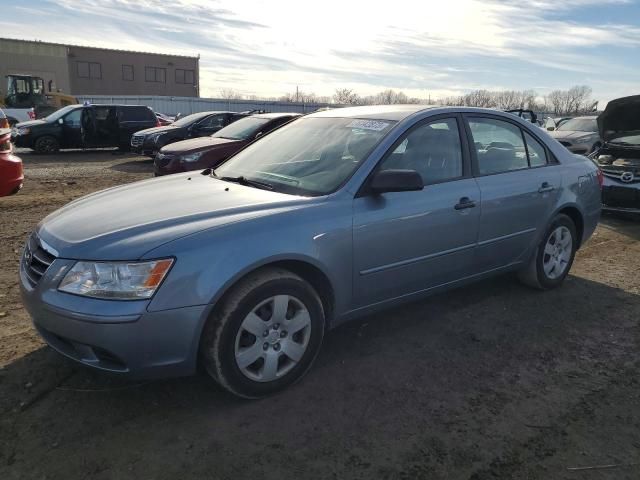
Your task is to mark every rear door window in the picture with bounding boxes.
[468,118,528,175]
[119,106,155,122]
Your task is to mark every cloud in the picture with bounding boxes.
[2,0,640,102]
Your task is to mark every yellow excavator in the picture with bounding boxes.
[0,74,77,126]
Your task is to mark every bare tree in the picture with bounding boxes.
[333,88,360,105]
[218,88,244,100]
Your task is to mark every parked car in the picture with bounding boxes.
[131,111,245,156]
[590,95,640,213]
[548,116,601,155]
[154,112,301,176]
[0,108,23,196]
[544,117,572,131]
[20,105,601,398]
[12,104,158,153]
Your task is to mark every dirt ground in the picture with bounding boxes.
[1,149,639,480]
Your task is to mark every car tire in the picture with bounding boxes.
[518,214,577,290]
[34,136,60,154]
[200,267,325,399]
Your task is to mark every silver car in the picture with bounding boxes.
[20,106,602,398]
[549,116,601,155]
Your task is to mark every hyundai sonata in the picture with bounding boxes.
[21,105,602,398]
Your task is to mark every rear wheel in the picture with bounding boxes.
[200,268,325,398]
[518,214,577,290]
[34,136,60,154]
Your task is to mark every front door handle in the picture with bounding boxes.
[454,197,476,210]
[538,182,555,193]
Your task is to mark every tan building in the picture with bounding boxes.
[0,38,199,98]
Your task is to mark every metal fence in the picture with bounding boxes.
[76,95,338,115]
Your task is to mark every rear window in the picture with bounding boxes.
[119,106,155,122]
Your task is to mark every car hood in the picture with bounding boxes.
[160,136,239,154]
[15,119,46,129]
[598,95,640,142]
[549,130,596,141]
[135,125,179,136]
[36,173,311,260]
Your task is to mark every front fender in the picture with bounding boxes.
[143,199,353,316]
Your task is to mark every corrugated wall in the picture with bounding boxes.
[77,95,340,115]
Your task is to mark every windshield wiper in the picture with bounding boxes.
[217,175,274,191]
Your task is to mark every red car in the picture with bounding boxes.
[154,112,301,176]
[0,109,23,196]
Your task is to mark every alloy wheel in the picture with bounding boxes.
[542,226,573,280]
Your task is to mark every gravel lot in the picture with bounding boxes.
[1,149,639,480]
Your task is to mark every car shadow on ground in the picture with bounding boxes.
[600,212,640,241]
[1,272,639,479]
[109,158,155,174]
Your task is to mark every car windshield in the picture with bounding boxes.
[213,117,271,140]
[214,117,396,196]
[610,134,640,145]
[45,105,79,122]
[557,118,597,132]
[172,112,211,127]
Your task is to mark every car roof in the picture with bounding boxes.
[308,105,436,121]
[251,112,302,119]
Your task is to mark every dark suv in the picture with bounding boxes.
[131,111,247,156]
[12,104,158,153]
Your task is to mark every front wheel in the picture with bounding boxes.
[34,135,60,154]
[518,214,577,290]
[200,268,325,398]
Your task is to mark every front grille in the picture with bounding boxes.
[130,135,144,147]
[155,153,174,168]
[601,168,640,183]
[23,234,56,287]
[559,141,572,147]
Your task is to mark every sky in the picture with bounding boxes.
[2,0,640,104]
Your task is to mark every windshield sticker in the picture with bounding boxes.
[347,120,390,131]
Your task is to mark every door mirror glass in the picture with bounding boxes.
[370,169,423,194]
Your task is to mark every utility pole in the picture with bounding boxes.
[296,85,299,103]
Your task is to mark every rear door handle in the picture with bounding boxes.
[538,182,555,193]
[454,197,476,210]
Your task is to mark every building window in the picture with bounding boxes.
[77,61,101,79]
[122,65,134,81]
[145,66,166,83]
[175,69,195,85]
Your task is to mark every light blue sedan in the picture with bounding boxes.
[20,105,602,398]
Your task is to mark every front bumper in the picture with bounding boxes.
[131,136,158,156]
[20,244,208,379]
[154,153,187,176]
[601,176,640,213]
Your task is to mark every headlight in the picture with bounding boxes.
[181,152,203,163]
[16,127,30,136]
[58,259,174,300]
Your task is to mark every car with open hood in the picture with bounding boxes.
[548,116,601,155]
[153,112,301,176]
[20,105,601,398]
[591,95,640,213]
[131,111,246,156]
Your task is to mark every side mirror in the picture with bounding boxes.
[58,118,64,125]
[370,169,423,194]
